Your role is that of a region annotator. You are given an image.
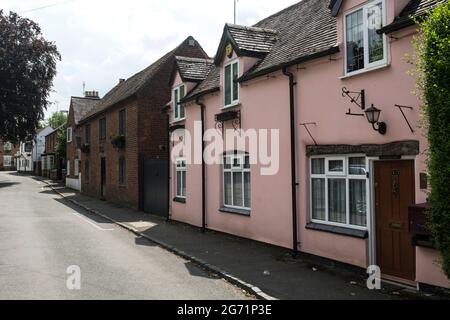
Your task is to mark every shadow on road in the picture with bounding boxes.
[0,182,20,188]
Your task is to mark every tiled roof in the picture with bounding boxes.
[71,96,99,125]
[380,0,447,33]
[81,36,207,123]
[175,56,214,82]
[214,24,279,64]
[184,0,338,100]
[183,67,220,101]
[242,0,338,80]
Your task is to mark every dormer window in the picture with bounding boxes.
[344,0,387,75]
[173,84,185,121]
[224,60,239,107]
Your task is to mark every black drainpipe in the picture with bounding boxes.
[195,97,207,233]
[282,66,299,257]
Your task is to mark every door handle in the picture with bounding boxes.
[389,221,404,230]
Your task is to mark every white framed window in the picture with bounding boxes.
[310,156,368,229]
[3,142,11,152]
[175,158,186,198]
[173,85,185,121]
[67,160,70,176]
[224,60,239,107]
[223,152,250,210]
[344,0,387,75]
[74,159,79,177]
[67,127,73,143]
[3,156,12,167]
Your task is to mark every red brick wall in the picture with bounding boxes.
[81,98,139,209]
[0,140,18,170]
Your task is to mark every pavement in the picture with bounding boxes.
[25,176,448,300]
[0,171,253,300]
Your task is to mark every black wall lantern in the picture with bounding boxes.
[365,104,387,134]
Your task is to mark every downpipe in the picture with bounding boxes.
[282,66,299,257]
[195,97,207,233]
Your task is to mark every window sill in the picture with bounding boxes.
[172,118,186,124]
[119,185,126,189]
[222,102,241,110]
[339,63,390,80]
[219,206,250,217]
[173,197,186,203]
[306,222,368,239]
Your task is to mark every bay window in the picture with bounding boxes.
[345,0,386,74]
[223,153,250,210]
[224,60,239,107]
[173,85,185,121]
[310,156,368,228]
[176,158,186,198]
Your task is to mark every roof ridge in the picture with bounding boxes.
[226,23,278,34]
[71,96,100,100]
[175,56,214,63]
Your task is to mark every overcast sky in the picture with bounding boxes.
[1,0,300,119]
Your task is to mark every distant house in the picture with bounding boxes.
[16,141,34,173]
[77,36,208,212]
[65,92,100,191]
[41,124,65,180]
[32,126,54,176]
[0,141,18,171]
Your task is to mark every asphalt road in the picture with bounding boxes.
[0,171,252,300]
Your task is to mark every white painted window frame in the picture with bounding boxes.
[175,157,186,198]
[66,160,70,176]
[343,0,388,76]
[223,152,250,210]
[67,127,73,143]
[173,84,186,122]
[310,155,369,230]
[223,59,240,108]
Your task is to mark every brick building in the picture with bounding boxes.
[78,36,208,212]
[0,140,19,171]
[41,124,64,179]
[66,92,100,190]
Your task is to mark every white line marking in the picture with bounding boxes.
[68,210,115,231]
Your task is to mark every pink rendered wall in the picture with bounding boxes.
[167,0,448,287]
[169,71,202,227]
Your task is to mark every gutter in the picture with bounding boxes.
[282,66,299,257]
[195,97,207,233]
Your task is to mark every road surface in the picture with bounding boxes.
[0,171,252,300]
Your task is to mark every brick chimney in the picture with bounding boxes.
[84,90,99,98]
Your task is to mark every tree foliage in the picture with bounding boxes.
[415,2,450,278]
[47,111,67,129]
[46,111,68,159]
[0,10,60,143]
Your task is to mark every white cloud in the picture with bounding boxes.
[1,0,301,118]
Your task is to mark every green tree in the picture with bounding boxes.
[46,111,68,159]
[47,111,68,129]
[0,10,60,143]
[415,2,450,278]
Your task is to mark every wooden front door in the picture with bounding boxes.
[374,160,415,281]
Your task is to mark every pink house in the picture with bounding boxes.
[166,0,449,289]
